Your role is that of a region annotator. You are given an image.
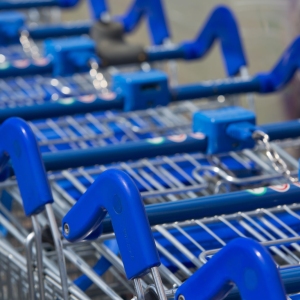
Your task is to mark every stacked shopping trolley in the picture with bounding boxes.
[1,0,300,299]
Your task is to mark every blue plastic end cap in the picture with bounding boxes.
[44,37,96,76]
[112,69,170,111]
[0,12,25,40]
[193,106,256,154]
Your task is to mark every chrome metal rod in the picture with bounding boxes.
[151,267,167,300]
[31,215,46,300]
[25,232,36,300]
[45,204,69,299]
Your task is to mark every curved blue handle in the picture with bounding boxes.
[88,0,108,20]
[0,118,53,216]
[180,5,247,76]
[175,238,286,300]
[62,169,160,280]
[116,0,170,45]
[256,37,300,93]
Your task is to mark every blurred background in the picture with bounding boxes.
[58,0,300,124]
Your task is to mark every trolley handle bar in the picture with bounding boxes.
[0,117,53,216]
[102,184,300,233]
[37,119,300,172]
[175,238,286,300]
[114,0,170,45]
[171,36,300,100]
[62,169,160,280]
[143,5,246,75]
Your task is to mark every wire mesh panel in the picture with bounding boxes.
[30,101,224,152]
[0,239,84,300]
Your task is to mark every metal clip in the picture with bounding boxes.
[252,130,297,182]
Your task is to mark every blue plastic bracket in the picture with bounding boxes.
[0,118,53,216]
[62,169,161,280]
[44,37,99,76]
[0,11,25,45]
[175,238,286,300]
[180,5,247,76]
[112,69,170,111]
[193,106,256,154]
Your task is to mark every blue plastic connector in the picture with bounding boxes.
[0,118,53,216]
[44,37,98,76]
[175,238,286,300]
[62,169,160,280]
[193,106,256,154]
[112,69,170,111]
[0,12,25,45]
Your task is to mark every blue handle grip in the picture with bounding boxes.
[181,5,246,76]
[172,36,300,100]
[117,0,170,45]
[0,118,53,216]
[88,0,108,20]
[62,169,160,280]
[175,238,286,300]
[256,37,300,93]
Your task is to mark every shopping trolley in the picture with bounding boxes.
[0,0,169,46]
[0,117,75,299]
[0,166,290,299]
[61,168,289,299]
[0,114,299,298]
[0,3,246,98]
[0,30,298,125]
[0,0,170,64]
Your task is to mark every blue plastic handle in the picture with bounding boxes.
[62,169,160,280]
[172,36,300,100]
[256,37,300,93]
[88,0,108,20]
[181,5,246,76]
[116,0,170,45]
[175,238,286,300]
[0,118,53,216]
